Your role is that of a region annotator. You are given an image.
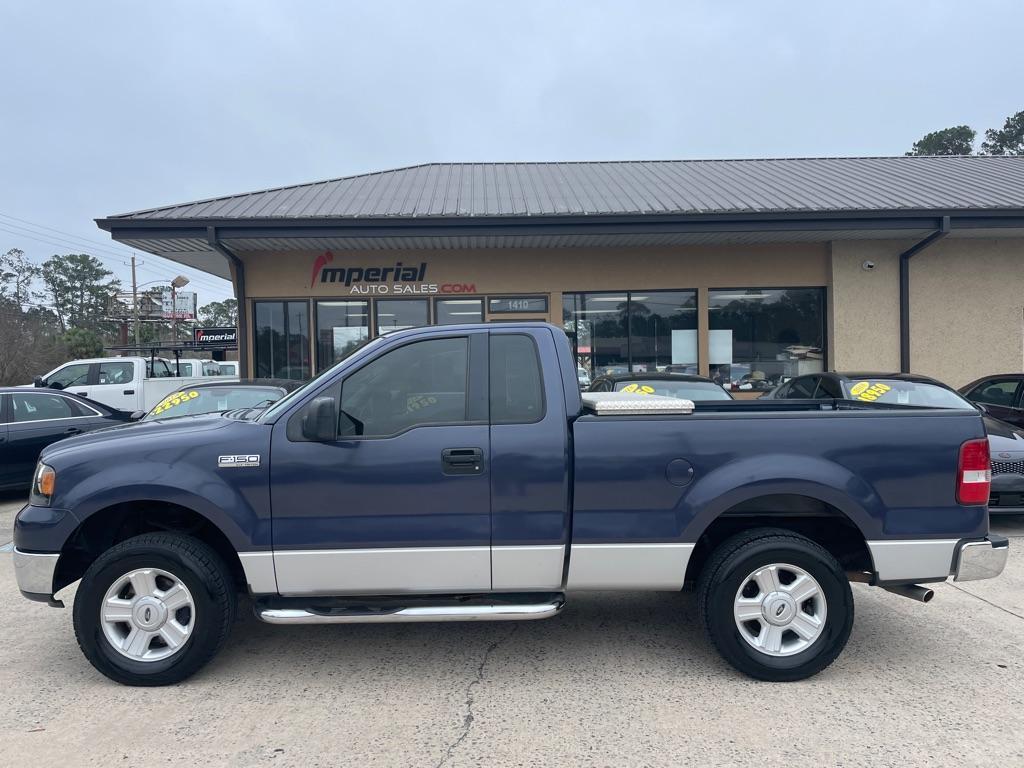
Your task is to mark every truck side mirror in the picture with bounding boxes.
[130,410,146,421]
[302,397,338,442]
[33,376,44,388]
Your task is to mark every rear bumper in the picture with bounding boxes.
[954,535,1009,582]
[868,535,1009,584]
[13,549,59,602]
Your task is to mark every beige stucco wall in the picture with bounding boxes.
[831,237,1024,387]
[829,240,903,373]
[910,238,1024,387]
[241,243,829,299]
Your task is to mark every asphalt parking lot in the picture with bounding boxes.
[2,491,1023,768]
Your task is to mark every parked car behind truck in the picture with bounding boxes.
[0,388,133,490]
[13,323,1008,686]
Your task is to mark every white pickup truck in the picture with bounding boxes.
[32,357,237,412]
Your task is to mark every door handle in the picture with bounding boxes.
[441,447,484,475]
[64,427,82,435]
[123,389,135,395]
[74,391,87,397]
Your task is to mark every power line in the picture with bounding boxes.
[0,221,233,296]
[0,211,233,292]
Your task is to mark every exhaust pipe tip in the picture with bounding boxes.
[882,584,934,603]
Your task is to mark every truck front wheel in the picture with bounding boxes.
[72,533,236,686]
[697,529,854,682]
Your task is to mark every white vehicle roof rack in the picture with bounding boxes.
[581,391,695,416]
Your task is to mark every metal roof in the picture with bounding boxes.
[104,156,1024,222]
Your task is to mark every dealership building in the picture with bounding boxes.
[97,157,1024,389]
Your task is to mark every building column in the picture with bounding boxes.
[697,287,710,377]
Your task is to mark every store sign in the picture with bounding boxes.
[488,296,548,313]
[309,252,474,295]
[194,327,238,345]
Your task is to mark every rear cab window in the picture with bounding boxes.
[146,360,173,378]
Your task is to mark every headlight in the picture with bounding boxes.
[31,463,55,507]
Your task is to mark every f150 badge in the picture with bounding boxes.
[218,455,260,468]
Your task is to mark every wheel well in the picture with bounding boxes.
[53,501,246,594]
[683,494,873,587]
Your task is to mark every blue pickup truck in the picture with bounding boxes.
[13,323,1009,685]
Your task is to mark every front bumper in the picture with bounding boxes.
[953,535,1009,582]
[13,549,60,602]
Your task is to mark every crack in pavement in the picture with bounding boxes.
[435,624,518,768]
[946,581,1024,621]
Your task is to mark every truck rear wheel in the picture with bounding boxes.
[72,533,236,686]
[697,528,853,681]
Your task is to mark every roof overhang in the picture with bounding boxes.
[97,210,1024,281]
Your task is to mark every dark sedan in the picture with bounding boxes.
[139,379,300,421]
[0,388,133,490]
[960,374,1024,429]
[588,372,734,401]
[764,371,1024,514]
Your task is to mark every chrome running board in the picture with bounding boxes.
[256,594,565,625]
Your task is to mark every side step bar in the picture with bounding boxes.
[256,594,566,625]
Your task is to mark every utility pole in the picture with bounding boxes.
[131,255,140,350]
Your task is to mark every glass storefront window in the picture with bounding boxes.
[376,299,428,334]
[254,300,311,381]
[708,288,825,392]
[629,291,699,374]
[563,290,697,377]
[316,300,369,372]
[436,298,483,325]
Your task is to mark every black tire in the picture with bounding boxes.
[73,533,236,686]
[697,528,854,682]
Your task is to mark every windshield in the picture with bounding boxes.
[145,386,285,420]
[842,379,973,408]
[259,335,387,422]
[614,379,733,400]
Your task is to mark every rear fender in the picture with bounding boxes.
[683,453,882,544]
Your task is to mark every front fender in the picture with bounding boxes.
[53,460,270,552]
[682,453,883,543]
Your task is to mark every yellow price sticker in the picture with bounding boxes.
[850,381,892,402]
[621,383,656,395]
[151,390,200,416]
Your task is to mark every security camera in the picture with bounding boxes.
[862,260,876,271]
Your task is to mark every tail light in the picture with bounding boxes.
[957,438,990,505]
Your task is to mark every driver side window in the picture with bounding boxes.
[47,363,91,389]
[339,337,469,438]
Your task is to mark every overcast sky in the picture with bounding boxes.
[1,0,1020,306]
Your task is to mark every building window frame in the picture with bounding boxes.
[252,298,312,381]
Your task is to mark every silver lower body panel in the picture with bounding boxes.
[566,543,694,590]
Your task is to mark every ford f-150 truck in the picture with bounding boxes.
[12,323,1009,686]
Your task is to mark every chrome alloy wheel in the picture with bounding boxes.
[733,563,827,657]
[100,568,196,662]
